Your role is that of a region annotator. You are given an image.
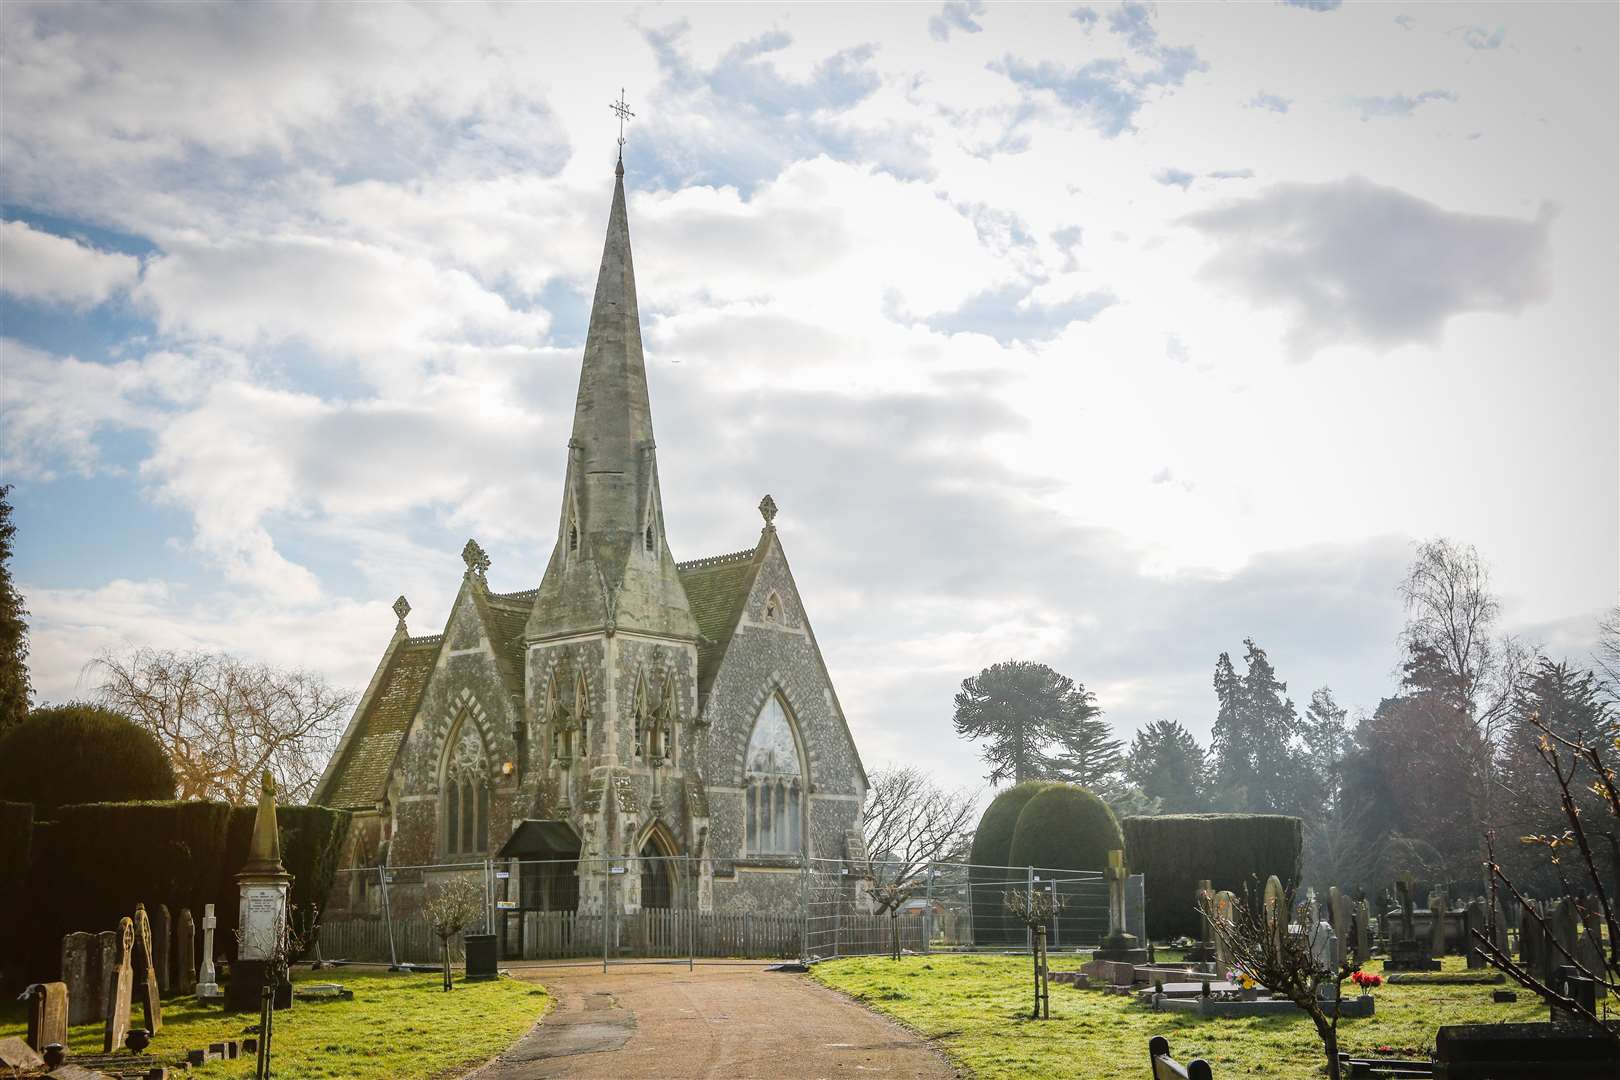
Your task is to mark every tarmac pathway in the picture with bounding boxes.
[464,961,957,1080]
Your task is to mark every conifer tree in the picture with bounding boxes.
[0,487,31,734]
[953,660,1082,786]
[1047,684,1121,791]
[1124,719,1208,812]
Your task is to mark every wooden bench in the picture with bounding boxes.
[1149,1035,1212,1080]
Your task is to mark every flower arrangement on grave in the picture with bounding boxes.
[1350,971,1384,993]
[1226,968,1259,991]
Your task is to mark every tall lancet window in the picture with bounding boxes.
[744,695,803,856]
[443,714,491,857]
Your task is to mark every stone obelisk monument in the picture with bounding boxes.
[228,771,294,1011]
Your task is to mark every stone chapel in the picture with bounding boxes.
[312,155,868,920]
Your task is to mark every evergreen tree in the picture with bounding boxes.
[1209,639,1307,814]
[1124,719,1208,812]
[952,660,1078,785]
[1047,683,1121,791]
[1300,686,1350,809]
[0,487,31,734]
[1210,651,1249,803]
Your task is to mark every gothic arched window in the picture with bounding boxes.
[443,715,491,857]
[744,695,803,856]
[639,837,673,909]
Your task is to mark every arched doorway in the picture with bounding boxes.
[639,836,675,910]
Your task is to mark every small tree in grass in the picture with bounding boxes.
[1003,888,1062,1019]
[424,876,484,992]
[1205,885,1362,1080]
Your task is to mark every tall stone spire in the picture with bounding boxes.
[527,161,698,642]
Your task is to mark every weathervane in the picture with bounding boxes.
[610,88,635,158]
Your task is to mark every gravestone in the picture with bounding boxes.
[1428,889,1448,957]
[1262,876,1285,957]
[1550,898,1579,971]
[94,930,117,1022]
[1491,898,1509,956]
[1465,899,1487,968]
[230,773,296,1012]
[1520,899,1545,982]
[196,904,221,1000]
[132,903,162,1033]
[153,903,171,994]
[1330,888,1350,967]
[1577,909,1604,975]
[176,908,197,995]
[24,982,67,1051]
[102,917,134,1053]
[61,932,95,1026]
[1355,899,1372,963]
[1212,890,1237,971]
[1189,879,1216,963]
[1386,876,1440,971]
[1309,920,1337,977]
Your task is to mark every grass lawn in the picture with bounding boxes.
[812,953,1544,1080]
[0,968,550,1079]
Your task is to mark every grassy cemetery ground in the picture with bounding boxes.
[813,953,1544,1080]
[0,968,550,1079]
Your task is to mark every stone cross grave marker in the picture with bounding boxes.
[197,904,220,1000]
[176,908,197,995]
[61,932,94,1026]
[153,904,171,994]
[25,982,67,1052]
[132,903,162,1035]
[102,917,134,1053]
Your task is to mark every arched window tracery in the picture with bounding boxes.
[744,695,803,856]
[443,714,490,857]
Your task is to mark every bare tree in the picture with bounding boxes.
[91,647,353,804]
[1473,711,1619,1047]
[1003,887,1061,1019]
[1205,886,1362,1080]
[861,765,978,956]
[424,875,485,992]
[1593,605,1620,706]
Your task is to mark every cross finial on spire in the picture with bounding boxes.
[611,88,635,162]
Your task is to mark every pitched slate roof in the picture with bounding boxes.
[482,588,535,698]
[322,634,442,810]
[676,545,762,700]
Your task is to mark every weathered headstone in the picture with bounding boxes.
[1330,888,1350,967]
[175,908,197,995]
[1491,898,1509,956]
[24,982,67,1051]
[1520,899,1544,981]
[1428,889,1448,957]
[1387,876,1440,971]
[196,904,220,1000]
[153,903,171,994]
[1550,898,1579,970]
[1190,879,1216,962]
[1577,908,1605,975]
[1465,899,1487,968]
[94,930,117,1022]
[230,773,296,1012]
[0,1037,44,1071]
[1309,920,1337,979]
[132,903,162,1034]
[61,932,96,1025]
[102,917,134,1053]
[1397,875,1416,942]
[1262,876,1285,956]
[1212,890,1236,970]
[1355,898,1372,963]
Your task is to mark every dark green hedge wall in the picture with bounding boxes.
[0,801,33,979]
[1121,813,1303,940]
[22,801,348,979]
[1007,784,1123,874]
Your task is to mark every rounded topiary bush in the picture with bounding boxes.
[0,704,176,815]
[1006,782,1123,873]
[968,782,1051,945]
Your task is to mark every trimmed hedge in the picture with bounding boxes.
[0,705,175,814]
[1007,783,1123,874]
[0,801,33,978]
[22,800,348,979]
[1121,813,1303,940]
[968,783,1050,945]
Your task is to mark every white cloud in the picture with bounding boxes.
[0,219,140,306]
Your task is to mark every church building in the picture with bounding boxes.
[312,154,868,922]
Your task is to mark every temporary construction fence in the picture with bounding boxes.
[315,856,1139,968]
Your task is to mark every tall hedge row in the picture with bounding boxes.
[1007,785,1123,874]
[0,801,33,979]
[1121,813,1303,940]
[0,706,176,814]
[967,782,1051,946]
[21,801,348,980]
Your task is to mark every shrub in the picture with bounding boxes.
[1121,813,1303,940]
[21,799,348,978]
[0,705,175,814]
[1007,783,1124,874]
[968,782,1050,945]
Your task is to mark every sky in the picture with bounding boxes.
[2,1,1616,798]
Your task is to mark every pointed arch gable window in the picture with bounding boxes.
[443,714,491,857]
[744,695,803,856]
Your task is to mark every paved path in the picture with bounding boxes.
[465,962,957,1080]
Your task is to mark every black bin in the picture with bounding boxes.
[463,933,498,982]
